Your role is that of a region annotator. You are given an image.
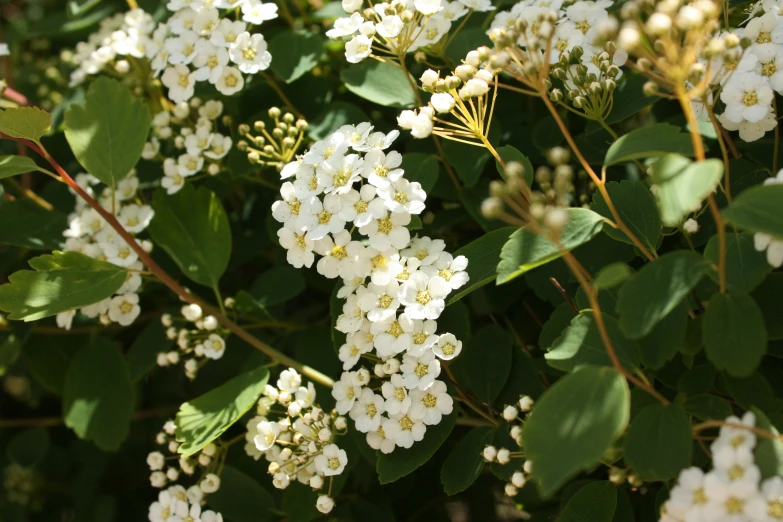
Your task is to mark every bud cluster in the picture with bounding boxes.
[3,464,41,508]
[237,107,308,171]
[159,303,231,380]
[482,396,535,498]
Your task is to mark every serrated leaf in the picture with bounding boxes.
[63,338,134,451]
[722,184,783,238]
[546,311,640,373]
[623,403,692,481]
[268,30,324,83]
[0,199,67,250]
[617,251,708,339]
[604,124,694,166]
[0,155,40,179]
[175,366,269,457]
[523,367,630,497]
[649,155,724,226]
[497,208,605,284]
[561,481,618,522]
[64,77,151,189]
[148,184,231,288]
[0,106,51,143]
[703,293,767,377]
[0,251,127,321]
[591,180,661,254]
[377,410,456,484]
[340,60,417,108]
[440,426,496,495]
[448,227,516,304]
[704,233,771,293]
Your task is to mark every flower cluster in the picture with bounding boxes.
[245,368,347,515]
[326,0,488,64]
[482,396,535,498]
[158,303,231,380]
[3,463,40,507]
[146,420,223,497]
[237,107,309,172]
[68,9,156,87]
[271,122,468,455]
[148,484,223,522]
[660,411,783,522]
[152,0,277,103]
[143,98,233,195]
[56,171,153,330]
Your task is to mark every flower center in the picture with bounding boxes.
[379,294,393,308]
[120,301,134,314]
[208,55,218,68]
[423,394,437,408]
[399,416,414,430]
[328,457,341,470]
[366,404,377,417]
[758,31,772,44]
[438,269,453,281]
[295,233,307,249]
[290,200,301,215]
[374,164,389,177]
[350,345,359,356]
[371,254,386,268]
[415,249,428,260]
[242,47,256,61]
[308,176,318,190]
[377,218,393,234]
[388,320,403,337]
[332,245,347,259]
[692,488,707,505]
[728,465,745,480]
[333,168,351,187]
[322,146,334,159]
[576,20,590,33]
[394,387,405,401]
[726,497,745,515]
[354,200,368,213]
[555,39,568,51]
[769,501,783,519]
[743,91,758,106]
[393,191,408,204]
[178,74,190,87]
[441,343,455,356]
[346,386,355,400]
[397,269,410,281]
[416,290,431,305]
[161,507,171,520]
[762,62,777,76]
[413,332,427,344]
[414,362,429,377]
[318,210,332,224]
[226,32,238,43]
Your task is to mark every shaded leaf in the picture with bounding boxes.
[703,293,767,378]
[441,426,496,495]
[623,404,692,481]
[591,180,661,254]
[207,465,276,522]
[0,155,40,179]
[722,184,783,238]
[704,233,771,293]
[268,30,323,83]
[448,227,516,304]
[561,481,617,522]
[0,199,67,250]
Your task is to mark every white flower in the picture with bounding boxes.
[751,476,783,522]
[503,405,518,422]
[377,15,404,38]
[165,31,199,65]
[752,172,783,267]
[108,293,141,326]
[720,72,774,124]
[420,252,469,290]
[278,368,302,392]
[415,0,443,15]
[702,470,766,520]
[358,280,401,321]
[405,317,439,357]
[483,445,497,462]
[300,194,346,240]
[277,228,315,268]
[740,12,783,51]
[383,412,426,449]
[400,350,441,390]
[314,444,348,476]
[326,13,365,38]
[752,43,783,93]
[342,0,363,13]
[402,236,445,265]
[317,153,364,194]
[315,231,367,280]
[458,0,494,11]
[349,388,386,432]
[316,495,335,514]
[272,472,290,489]
[720,110,777,142]
[229,32,272,73]
[192,40,229,83]
[362,149,404,188]
[214,66,244,96]
[339,330,374,370]
[336,294,366,333]
[0,43,9,56]
[148,489,178,521]
[377,178,426,215]
[147,451,165,471]
[199,473,221,493]
[57,310,76,330]
[338,185,385,227]
[398,272,449,320]
[203,333,226,360]
[118,204,154,233]
[254,420,281,451]
[359,211,411,251]
[345,34,373,63]
[211,19,247,47]
[430,92,456,113]
[161,64,196,103]
[381,373,412,415]
[241,0,278,24]
[332,372,362,414]
[409,380,453,425]
[683,218,700,234]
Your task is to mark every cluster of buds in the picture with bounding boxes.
[3,464,41,507]
[398,46,500,140]
[147,420,223,497]
[482,396,535,498]
[244,368,348,515]
[237,107,308,172]
[159,302,231,380]
[143,98,233,195]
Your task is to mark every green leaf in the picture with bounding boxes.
[497,208,605,284]
[64,77,151,189]
[0,199,67,250]
[175,365,269,457]
[340,60,417,108]
[591,180,661,254]
[546,311,640,373]
[753,273,783,340]
[24,336,79,395]
[440,426,496,495]
[593,263,633,291]
[0,106,51,143]
[752,408,783,480]
[604,124,694,166]
[448,227,516,304]
[649,155,724,226]
[560,481,617,522]
[684,394,733,421]
[207,465,276,522]
[495,145,534,186]
[617,251,708,339]
[245,265,305,308]
[703,292,767,377]
[268,30,323,83]
[0,251,127,321]
[6,428,50,467]
[623,403,692,481]
[704,233,771,293]
[63,338,134,451]
[443,139,490,187]
[0,155,40,179]
[722,184,783,237]
[605,73,658,124]
[524,367,630,497]
[148,184,231,288]
[401,152,439,193]
[454,325,512,403]
[638,301,688,370]
[723,372,777,414]
[127,320,169,382]
[377,410,456,484]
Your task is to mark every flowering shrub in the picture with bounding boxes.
[2,0,783,521]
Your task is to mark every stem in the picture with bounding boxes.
[693,420,783,442]
[1,86,30,106]
[260,72,302,116]
[705,98,732,202]
[11,137,334,388]
[540,93,657,261]
[443,362,499,426]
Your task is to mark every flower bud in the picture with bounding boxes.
[483,445,498,462]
